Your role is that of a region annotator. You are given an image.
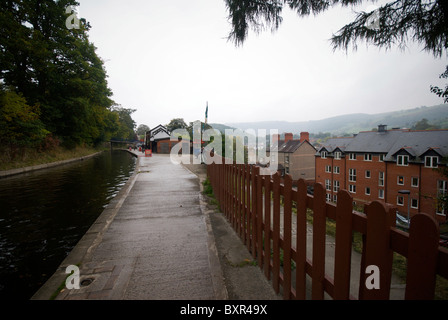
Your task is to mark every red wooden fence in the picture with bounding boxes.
[207,162,448,300]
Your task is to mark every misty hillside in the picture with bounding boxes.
[224,104,448,135]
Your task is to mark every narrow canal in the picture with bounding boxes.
[0,150,137,299]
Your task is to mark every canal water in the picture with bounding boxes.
[0,150,137,299]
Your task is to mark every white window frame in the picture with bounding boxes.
[365,170,371,178]
[411,198,419,209]
[425,156,438,168]
[397,155,409,166]
[334,166,340,174]
[349,184,356,193]
[364,153,372,161]
[365,187,371,195]
[397,196,404,206]
[334,152,341,160]
[379,172,384,187]
[321,151,327,159]
[411,177,419,188]
[325,179,331,191]
[397,176,404,186]
[325,165,331,173]
[349,169,356,182]
[378,189,384,199]
[349,153,356,160]
[333,180,340,193]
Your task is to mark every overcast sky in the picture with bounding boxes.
[77,0,447,129]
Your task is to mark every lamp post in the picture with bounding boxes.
[398,189,411,227]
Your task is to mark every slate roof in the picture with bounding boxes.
[318,129,448,163]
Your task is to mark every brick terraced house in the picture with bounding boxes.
[315,125,448,223]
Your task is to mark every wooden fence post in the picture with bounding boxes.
[359,201,395,300]
[333,190,353,300]
[272,172,281,294]
[256,168,263,268]
[405,213,440,300]
[283,174,293,299]
[264,173,271,280]
[295,179,308,300]
[311,182,327,300]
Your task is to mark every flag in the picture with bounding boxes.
[205,102,208,124]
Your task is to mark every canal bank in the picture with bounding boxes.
[32,152,228,300]
[0,150,105,179]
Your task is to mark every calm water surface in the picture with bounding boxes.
[0,150,136,299]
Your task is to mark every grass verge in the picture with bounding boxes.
[0,146,105,171]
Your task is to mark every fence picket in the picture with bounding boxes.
[360,201,394,300]
[272,173,281,294]
[333,190,353,300]
[405,213,440,300]
[264,174,271,280]
[256,168,263,268]
[283,174,293,299]
[295,179,308,300]
[311,182,327,300]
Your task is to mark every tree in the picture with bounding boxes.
[166,118,188,132]
[224,0,448,102]
[136,124,150,139]
[111,106,137,141]
[412,118,440,130]
[0,0,121,149]
[0,87,49,156]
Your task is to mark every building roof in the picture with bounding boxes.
[344,130,405,154]
[318,129,448,163]
[317,137,354,153]
[385,130,448,161]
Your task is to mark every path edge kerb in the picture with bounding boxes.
[31,151,141,300]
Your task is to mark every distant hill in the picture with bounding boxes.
[224,104,448,135]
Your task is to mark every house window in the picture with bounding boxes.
[397,155,409,166]
[334,152,341,160]
[364,153,372,161]
[365,187,371,195]
[285,167,290,174]
[349,153,356,160]
[285,155,290,164]
[379,154,384,162]
[333,194,338,202]
[325,179,331,191]
[334,166,340,174]
[411,198,419,209]
[437,180,447,215]
[397,176,404,185]
[425,156,438,168]
[349,169,356,182]
[365,170,371,178]
[321,151,327,159]
[325,165,332,173]
[378,189,384,199]
[349,184,356,193]
[397,196,404,206]
[411,177,419,188]
[333,180,340,193]
[326,193,332,202]
[379,172,384,187]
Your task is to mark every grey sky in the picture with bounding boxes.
[77,0,447,129]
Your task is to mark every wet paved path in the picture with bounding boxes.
[40,153,225,300]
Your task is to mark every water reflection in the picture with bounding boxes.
[0,150,136,299]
